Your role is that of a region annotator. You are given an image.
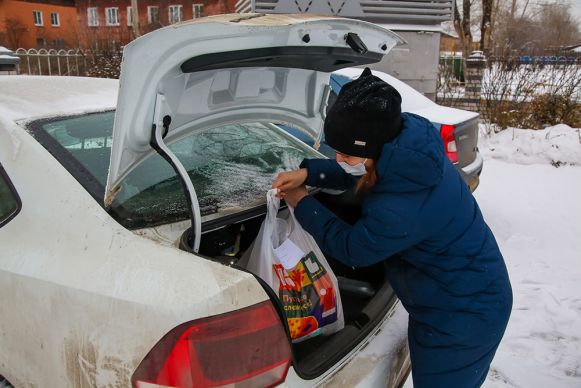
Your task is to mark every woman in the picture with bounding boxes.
[273,68,512,388]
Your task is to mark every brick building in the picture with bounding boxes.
[0,0,78,49]
[440,31,459,53]
[440,31,479,54]
[75,0,238,49]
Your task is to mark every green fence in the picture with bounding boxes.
[440,56,464,82]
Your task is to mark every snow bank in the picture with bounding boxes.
[479,124,581,166]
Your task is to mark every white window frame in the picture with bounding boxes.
[147,6,159,24]
[168,5,183,24]
[50,12,60,27]
[192,4,203,19]
[33,10,43,26]
[127,6,134,26]
[87,7,99,27]
[105,7,120,26]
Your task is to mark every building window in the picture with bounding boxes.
[106,7,120,26]
[87,7,99,26]
[127,6,134,26]
[193,4,204,18]
[148,6,159,24]
[52,39,65,49]
[168,5,182,24]
[51,12,60,27]
[33,10,43,26]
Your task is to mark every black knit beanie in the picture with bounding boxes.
[324,67,402,159]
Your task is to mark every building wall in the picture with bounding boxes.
[370,30,441,101]
[440,34,480,54]
[440,34,459,53]
[75,0,237,49]
[0,0,77,49]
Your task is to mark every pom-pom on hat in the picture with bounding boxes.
[324,67,403,159]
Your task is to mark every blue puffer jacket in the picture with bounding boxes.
[294,112,512,388]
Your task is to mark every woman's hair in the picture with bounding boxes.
[355,159,378,194]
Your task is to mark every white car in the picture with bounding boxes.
[0,14,410,388]
[283,68,483,192]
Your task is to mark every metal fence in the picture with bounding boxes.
[14,48,90,76]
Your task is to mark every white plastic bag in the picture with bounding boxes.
[246,189,344,342]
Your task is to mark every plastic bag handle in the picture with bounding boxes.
[266,189,280,228]
[285,203,300,237]
[266,189,282,248]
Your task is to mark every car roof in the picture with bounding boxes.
[0,76,117,123]
[332,67,436,111]
[332,67,478,124]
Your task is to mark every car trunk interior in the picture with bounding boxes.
[184,189,397,379]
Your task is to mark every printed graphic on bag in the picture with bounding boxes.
[273,251,339,341]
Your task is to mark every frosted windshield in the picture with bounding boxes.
[37,112,321,229]
[115,122,321,225]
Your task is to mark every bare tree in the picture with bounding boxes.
[537,3,579,51]
[480,0,493,55]
[454,0,474,79]
[491,0,579,56]
[5,18,28,48]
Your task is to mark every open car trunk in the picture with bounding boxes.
[187,190,396,379]
[101,13,403,379]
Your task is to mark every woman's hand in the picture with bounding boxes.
[272,168,307,192]
[279,186,308,208]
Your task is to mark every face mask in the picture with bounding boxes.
[338,159,367,176]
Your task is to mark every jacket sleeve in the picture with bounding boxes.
[294,195,421,267]
[299,158,357,190]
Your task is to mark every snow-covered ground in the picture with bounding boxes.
[404,124,581,387]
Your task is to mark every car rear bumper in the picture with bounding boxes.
[281,301,410,387]
[460,151,483,192]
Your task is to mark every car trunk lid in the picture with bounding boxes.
[105,13,403,205]
[453,117,479,168]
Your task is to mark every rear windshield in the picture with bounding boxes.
[28,111,321,229]
[0,164,21,227]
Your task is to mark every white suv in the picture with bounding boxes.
[0,14,409,387]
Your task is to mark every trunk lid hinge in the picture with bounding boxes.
[150,93,202,252]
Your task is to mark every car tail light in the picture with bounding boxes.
[440,124,458,163]
[132,301,292,388]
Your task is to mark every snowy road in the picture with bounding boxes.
[405,125,581,387]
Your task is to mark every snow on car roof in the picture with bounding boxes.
[333,67,437,111]
[333,67,478,124]
[0,76,117,123]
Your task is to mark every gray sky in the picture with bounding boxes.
[562,0,581,20]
